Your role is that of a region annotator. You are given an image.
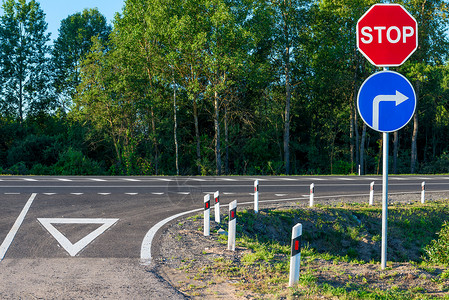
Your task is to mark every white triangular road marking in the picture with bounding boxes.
[37,218,119,256]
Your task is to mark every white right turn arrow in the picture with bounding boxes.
[372,91,409,130]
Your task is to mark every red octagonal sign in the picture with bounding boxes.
[357,4,418,67]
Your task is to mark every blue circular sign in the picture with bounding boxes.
[357,70,416,133]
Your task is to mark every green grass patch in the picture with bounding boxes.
[209,200,449,298]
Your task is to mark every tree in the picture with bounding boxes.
[399,0,449,173]
[52,8,111,111]
[0,0,53,123]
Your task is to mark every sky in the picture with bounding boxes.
[37,0,125,42]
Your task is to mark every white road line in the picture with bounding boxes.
[0,193,37,260]
[337,178,355,181]
[141,207,202,264]
[152,192,164,195]
[304,177,326,181]
[390,177,408,180]
[275,194,288,197]
[125,193,138,195]
[23,178,38,181]
[43,193,57,195]
[156,178,173,182]
[37,218,119,257]
[220,178,237,181]
[71,193,84,195]
[223,192,235,195]
[98,193,111,195]
[190,178,206,182]
[418,177,432,180]
[57,178,72,182]
[123,178,141,182]
[4,193,20,195]
[281,178,297,181]
[90,178,106,182]
[178,192,190,195]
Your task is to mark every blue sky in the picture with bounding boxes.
[38,0,125,42]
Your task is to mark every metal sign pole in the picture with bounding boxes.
[381,131,388,270]
[381,66,389,270]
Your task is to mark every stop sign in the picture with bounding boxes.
[357,4,418,67]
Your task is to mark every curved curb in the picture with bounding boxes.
[140,189,449,265]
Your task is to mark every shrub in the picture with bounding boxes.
[53,148,104,175]
[424,221,449,265]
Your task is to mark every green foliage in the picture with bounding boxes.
[0,0,449,175]
[53,148,104,175]
[425,221,449,265]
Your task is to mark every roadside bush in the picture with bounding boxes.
[4,162,29,175]
[424,221,449,265]
[7,134,60,168]
[53,148,104,175]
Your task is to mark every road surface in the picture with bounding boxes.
[1,175,448,298]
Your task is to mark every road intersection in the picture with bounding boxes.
[1,175,448,297]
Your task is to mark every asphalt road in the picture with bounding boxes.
[1,175,449,298]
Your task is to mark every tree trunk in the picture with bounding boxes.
[19,78,23,124]
[214,90,222,176]
[225,105,229,175]
[411,82,419,173]
[393,131,399,174]
[151,108,159,175]
[173,82,179,176]
[283,5,291,175]
[360,123,367,175]
[193,96,201,175]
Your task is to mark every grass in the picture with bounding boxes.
[204,199,449,298]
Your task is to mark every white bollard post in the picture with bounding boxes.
[214,191,220,223]
[421,182,425,204]
[289,223,302,287]
[228,200,237,251]
[369,181,375,206]
[204,194,210,236]
[309,183,314,207]
[254,180,259,213]
[358,164,361,176]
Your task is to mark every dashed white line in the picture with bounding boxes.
[390,177,408,180]
[124,178,141,182]
[220,178,237,181]
[152,192,164,195]
[4,193,20,195]
[275,194,288,197]
[190,178,206,182]
[43,193,57,195]
[337,178,355,181]
[178,192,190,195]
[23,178,38,181]
[98,193,111,195]
[57,178,72,182]
[0,193,37,260]
[125,193,139,195]
[156,178,173,182]
[90,178,106,182]
[71,193,84,195]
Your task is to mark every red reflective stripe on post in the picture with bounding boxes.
[230,207,237,221]
[295,240,299,251]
